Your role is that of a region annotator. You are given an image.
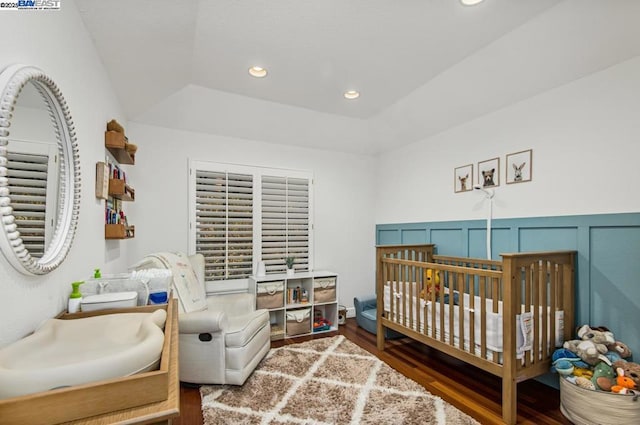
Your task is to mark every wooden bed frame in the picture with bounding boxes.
[375,244,576,425]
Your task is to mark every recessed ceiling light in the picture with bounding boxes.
[344,90,360,100]
[248,66,267,78]
[460,0,484,5]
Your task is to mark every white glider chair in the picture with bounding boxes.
[131,252,271,385]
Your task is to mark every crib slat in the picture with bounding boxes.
[492,276,499,364]
[480,276,487,359]
[532,262,541,364]
[401,264,407,327]
[524,264,533,368]
[408,264,414,331]
[435,270,442,340]
[449,272,455,346]
[540,261,549,361]
[514,266,523,371]
[469,272,475,356]
[549,263,558,356]
[458,272,465,351]
[390,261,397,324]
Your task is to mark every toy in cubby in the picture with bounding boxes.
[313,309,332,332]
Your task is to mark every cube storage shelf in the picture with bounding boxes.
[250,271,338,340]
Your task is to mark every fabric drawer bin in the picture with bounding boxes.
[313,277,336,303]
[257,281,284,309]
[286,308,311,336]
[559,376,640,425]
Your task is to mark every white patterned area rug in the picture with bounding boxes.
[200,335,479,424]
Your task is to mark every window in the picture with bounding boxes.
[6,140,58,258]
[261,175,310,273]
[189,161,313,292]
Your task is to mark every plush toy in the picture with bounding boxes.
[607,341,632,359]
[551,348,589,375]
[591,361,616,391]
[419,269,441,300]
[586,325,632,358]
[577,324,616,346]
[573,367,593,379]
[563,339,608,365]
[611,367,637,394]
[575,376,596,391]
[613,360,640,389]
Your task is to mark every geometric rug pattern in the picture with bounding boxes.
[201,335,479,424]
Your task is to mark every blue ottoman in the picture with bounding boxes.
[353,295,404,339]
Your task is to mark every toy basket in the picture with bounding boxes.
[256,281,284,309]
[286,308,311,336]
[559,376,640,425]
[313,277,336,303]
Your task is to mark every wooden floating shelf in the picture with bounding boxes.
[108,179,135,201]
[105,131,135,165]
[105,223,135,239]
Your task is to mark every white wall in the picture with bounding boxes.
[375,55,640,224]
[126,123,377,315]
[0,2,128,347]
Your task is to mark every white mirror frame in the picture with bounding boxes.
[0,64,81,275]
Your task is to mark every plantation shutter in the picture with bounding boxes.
[6,150,51,258]
[195,170,253,280]
[261,176,310,273]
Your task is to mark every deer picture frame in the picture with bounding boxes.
[506,149,532,184]
[454,164,473,193]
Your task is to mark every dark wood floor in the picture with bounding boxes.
[174,318,572,424]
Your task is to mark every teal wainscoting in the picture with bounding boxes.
[376,212,640,360]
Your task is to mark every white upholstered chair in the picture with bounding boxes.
[131,252,271,385]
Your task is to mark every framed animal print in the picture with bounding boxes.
[506,149,532,184]
[454,164,473,193]
[477,157,500,188]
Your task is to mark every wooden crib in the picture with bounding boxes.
[375,244,576,425]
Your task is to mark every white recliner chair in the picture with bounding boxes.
[131,252,271,385]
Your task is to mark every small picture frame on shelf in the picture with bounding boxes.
[506,149,532,184]
[477,157,500,188]
[454,164,473,193]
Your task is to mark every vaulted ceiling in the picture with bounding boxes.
[76,0,640,154]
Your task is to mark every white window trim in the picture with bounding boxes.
[188,160,314,294]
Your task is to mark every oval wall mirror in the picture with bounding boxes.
[0,64,81,275]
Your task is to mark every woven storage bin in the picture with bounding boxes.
[313,277,336,303]
[286,308,311,336]
[559,376,640,425]
[256,281,284,309]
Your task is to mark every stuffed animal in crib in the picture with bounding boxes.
[419,269,441,300]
